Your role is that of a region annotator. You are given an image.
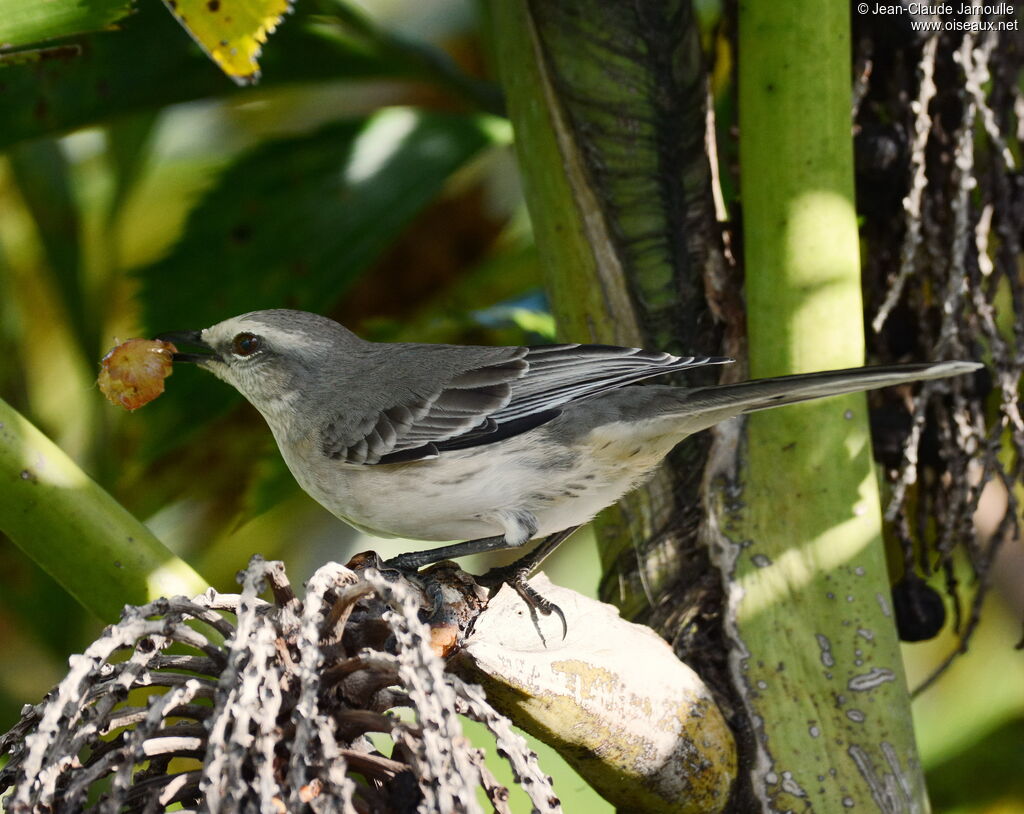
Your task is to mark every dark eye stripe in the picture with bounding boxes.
[232,332,262,357]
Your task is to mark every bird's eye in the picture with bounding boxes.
[231,332,263,357]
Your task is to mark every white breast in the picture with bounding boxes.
[276,420,678,546]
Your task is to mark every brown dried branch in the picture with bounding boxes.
[0,556,556,813]
[859,19,1024,680]
[872,34,939,334]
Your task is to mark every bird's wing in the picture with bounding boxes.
[493,344,729,423]
[323,343,730,465]
[320,350,529,464]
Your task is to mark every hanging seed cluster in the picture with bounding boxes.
[853,19,1024,683]
[0,558,561,814]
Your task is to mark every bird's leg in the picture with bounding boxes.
[479,526,582,639]
[492,525,582,577]
[383,527,582,638]
[384,534,512,571]
[380,535,514,622]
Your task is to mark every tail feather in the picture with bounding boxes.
[676,361,981,432]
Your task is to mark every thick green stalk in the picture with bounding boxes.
[485,0,644,349]
[486,0,662,619]
[0,397,207,621]
[488,0,725,623]
[486,2,736,808]
[726,0,929,809]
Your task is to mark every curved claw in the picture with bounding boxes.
[512,578,567,641]
[483,566,568,640]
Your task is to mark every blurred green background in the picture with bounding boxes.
[0,0,1020,811]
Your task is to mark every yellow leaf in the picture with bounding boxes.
[162,0,293,85]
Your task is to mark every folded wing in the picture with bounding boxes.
[322,343,730,464]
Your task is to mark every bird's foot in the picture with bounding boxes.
[479,564,567,640]
[368,553,447,619]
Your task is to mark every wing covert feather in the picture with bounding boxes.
[321,342,729,464]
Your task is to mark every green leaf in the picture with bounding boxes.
[135,108,504,456]
[238,451,303,529]
[105,110,160,230]
[0,2,398,152]
[0,0,133,50]
[927,717,1024,809]
[139,108,503,336]
[159,0,293,86]
[0,546,88,660]
[7,138,90,354]
[313,0,503,115]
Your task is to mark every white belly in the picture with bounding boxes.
[277,420,676,545]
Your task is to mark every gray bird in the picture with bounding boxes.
[158,309,979,615]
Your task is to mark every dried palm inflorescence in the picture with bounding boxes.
[0,557,561,813]
[853,16,1024,684]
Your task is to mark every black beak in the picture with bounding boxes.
[155,330,217,364]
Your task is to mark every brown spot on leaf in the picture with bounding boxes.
[230,224,252,244]
[37,45,81,62]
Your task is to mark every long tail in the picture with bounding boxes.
[674,361,981,433]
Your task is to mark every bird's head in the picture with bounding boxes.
[157,309,360,426]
